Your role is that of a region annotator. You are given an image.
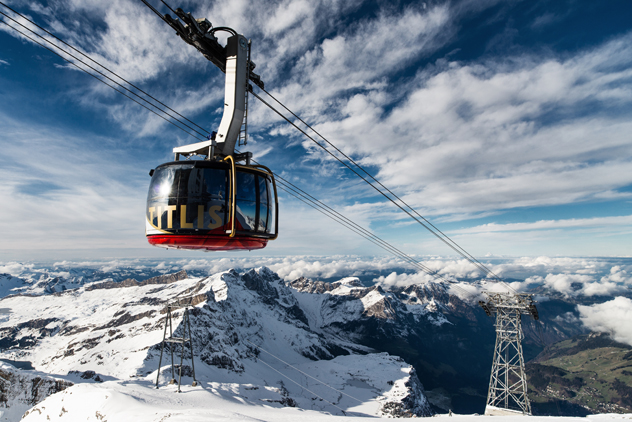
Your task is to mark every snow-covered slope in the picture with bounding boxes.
[0,267,432,419]
[18,379,632,422]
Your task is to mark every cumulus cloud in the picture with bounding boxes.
[578,297,632,347]
[0,262,33,277]
[375,271,439,288]
[290,32,632,218]
[553,311,579,325]
[372,256,632,299]
[601,266,631,285]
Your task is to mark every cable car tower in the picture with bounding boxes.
[479,292,539,416]
[145,7,278,251]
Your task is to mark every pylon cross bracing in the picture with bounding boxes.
[155,296,198,392]
[479,292,539,416]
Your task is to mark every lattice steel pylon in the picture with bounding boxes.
[155,296,198,392]
[479,292,539,416]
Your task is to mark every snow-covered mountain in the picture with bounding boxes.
[4,260,629,419]
[0,267,433,420]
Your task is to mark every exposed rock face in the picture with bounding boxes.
[288,276,496,414]
[379,366,430,417]
[0,362,73,419]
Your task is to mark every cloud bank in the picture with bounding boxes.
[578,297,632,347]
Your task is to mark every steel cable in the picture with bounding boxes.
[2,6,481,297]
[254,88,513,291]
[0,4,210,140]
[0,17,208,143]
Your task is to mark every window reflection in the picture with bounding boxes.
[147,165,275,236]
[258,175,269,232]
[147,165,229,231]
[236,171,257,230]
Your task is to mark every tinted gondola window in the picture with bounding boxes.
[258,175,269,232]
[148,166,177,199]
[266,176,276,234]
[235,171,257,231]
[200,168,228,229]
[147,165,229,231]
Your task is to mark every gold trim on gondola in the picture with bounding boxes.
[224,155,237,238]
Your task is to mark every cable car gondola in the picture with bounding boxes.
[146,158,277,251]
[145,21,277,251]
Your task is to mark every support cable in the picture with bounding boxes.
[0,1,210,137]
[139,0,172,26]
[159,0,179,16]
[243,339,362,406]
[254,88,512,291]
[0,19,197,141]
[0,6,209,140]
[273,176,457,285]
[255,358,348,415]
[2,7,479,297]
[217,316,365,415]
[275,181,472,298]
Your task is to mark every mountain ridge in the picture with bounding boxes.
[0,267,433,419]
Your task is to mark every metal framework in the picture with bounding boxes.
[479,292,538,416]
[155,297,198,392]
[238,40,252,147]
[162,8,264,162]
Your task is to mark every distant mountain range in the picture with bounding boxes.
[1,263,630,418]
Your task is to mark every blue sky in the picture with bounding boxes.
[0,0,631,261]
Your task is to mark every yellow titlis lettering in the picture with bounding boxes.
[180,205,194,228]
[155,206,162,228]
[166,205,177,229]
[148,207,155,224]
[197,205,205,229]
[208,205,223,229]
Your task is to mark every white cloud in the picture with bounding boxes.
[371,256,632,298]
[600,266,631,284]
[553,311,579,325]
[374,271,438,288]
[541,273,592,297]
[248,2,452,129]
[578,297,632,347]
[293,32,632,217]
[580,281,627,297]
[0,59,9,66]
[0,262,33,276]
[0,115,146,251]
[456,215,632,235]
